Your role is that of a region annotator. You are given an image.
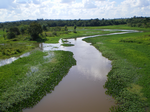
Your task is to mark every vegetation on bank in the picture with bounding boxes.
[1,22,150,112]
[0,50,76,112]
[61,44,74,46]
[0,24,120,59]
[0,42,38,59]
[0,17,149,59]
[1,16,150,29]
[83,26,150,112]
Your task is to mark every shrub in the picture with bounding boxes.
[7,32,16,39]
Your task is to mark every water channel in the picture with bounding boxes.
[24,36,114,112]
[23,30,139,112]
[0,30,138,112]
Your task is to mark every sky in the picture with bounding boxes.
[0,0,150,22]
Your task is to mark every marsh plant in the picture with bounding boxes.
[83,29,150,112]
[0,50,76,112]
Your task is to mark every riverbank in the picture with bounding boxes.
[0,25,149,111]
[44,27,121,43]
[0,50,76,112]
[83,27,150,111]
[0,27,120,59]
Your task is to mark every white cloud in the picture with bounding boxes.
[84,0,97,8]
[0,0,16,9]
[16,0,28,4]
[16,0,42,4]
[61,0,75,3]
[32,0,41,4]
[117,0,150,17]
[0,0,150,22]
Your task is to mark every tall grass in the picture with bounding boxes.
[0,42,37,59]
[0,50,76,112]
[83,28,150,112]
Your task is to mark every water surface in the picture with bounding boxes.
[23,30,139,112]
[23,36,115,112]
[0,52,30,67]
[0,30,138,111]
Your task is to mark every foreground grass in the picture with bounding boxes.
[0,50,76,112]
[83,29,150,112]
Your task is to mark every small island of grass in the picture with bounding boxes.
[61,43,74,46]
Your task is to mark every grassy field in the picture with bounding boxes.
[0,50,76,112]
[83,26,150,112]
[0,26,120,59]
[44,27,121,43]
[1,25,150,111]
[0,29,38,59]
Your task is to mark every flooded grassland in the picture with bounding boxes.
[0,26,146,112]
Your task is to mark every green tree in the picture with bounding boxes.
[28,22,43,40]
[3,27,5,32]
[7,32,16,39]
[65,25,68,31]
[20,27,25,35]
[42,25,47,31]
[74,25,77,33]
[9,27,20,35]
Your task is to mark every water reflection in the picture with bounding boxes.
[38,37,112,81]
[23,33,115,112]
[1,29,138,112]
[0,52,30,67]
[23,30,139,112]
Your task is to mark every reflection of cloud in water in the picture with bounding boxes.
[76,52,111,81]
[76,65,107,81]
[39,37,112,81]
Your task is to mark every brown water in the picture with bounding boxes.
[23,36,115,112]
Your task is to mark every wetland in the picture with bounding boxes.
[0,25,150,112]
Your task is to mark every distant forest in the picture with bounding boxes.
[0,16,150,29]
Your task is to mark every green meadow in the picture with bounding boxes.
[44,26,121,43]
[0,26,120,59]
[83,25,150,112]
[1,24,150,111]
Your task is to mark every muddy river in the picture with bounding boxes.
[0,30,138,112]
[23,34,117,112]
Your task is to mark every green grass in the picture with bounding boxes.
[0,42,38,59]
[61,44,74,46]
[0,50,76,112]
[87,25,150,31]
[44,25,150,44]
[0,29,6,43]
[45,26,122,43]
[0,25,126,59]
[1,25,150,111]
[83,28,150,112]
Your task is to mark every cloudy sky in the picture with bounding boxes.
[0,0,150,22]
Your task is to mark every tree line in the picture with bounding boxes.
[127,16,150,28]
[1,17,150,41]
[2,22,77,41]
[0,18,127,29]
[0,17,150,29]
